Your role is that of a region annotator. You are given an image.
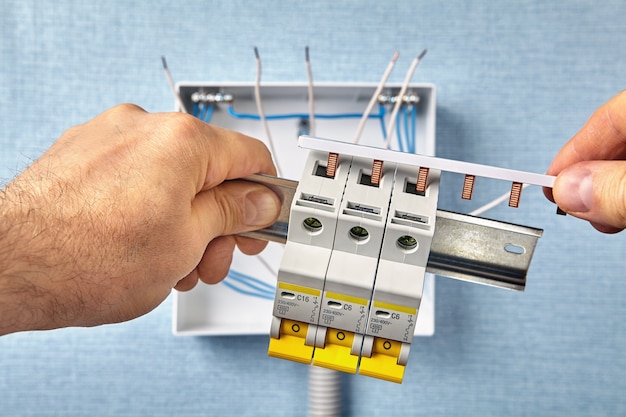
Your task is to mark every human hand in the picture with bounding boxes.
[0,104,281,334]
[545,90,626,233]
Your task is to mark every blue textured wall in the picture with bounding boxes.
[1,1,625,416]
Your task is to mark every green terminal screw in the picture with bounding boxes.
[349,226,369,241]
[303,217,322,232]
[396,235,418,251]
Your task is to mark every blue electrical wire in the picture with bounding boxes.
[229,270,275,293]
[205,104,215,123]
[227,105,386,121]
[221,280,274,300]
[389,104,418,153]
[229,269,274,288]
[227,277,274,297]
[378,103,388,140]
[377,103,412,153]
[193,102,390,147]
[221,281,274,300]
[192,102,200,118]
[228,277,274,297]
[222,269,276,300]
[395,112,405,153]
[403,106,411,153]
[199,103,215,123]
[192,103,215,123]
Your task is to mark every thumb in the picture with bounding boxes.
[553,160,626,233]
[194,181,282,239]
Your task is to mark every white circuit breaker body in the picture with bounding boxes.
[312,157,396,373]
[359,164,441,383]
[268,150,351,364]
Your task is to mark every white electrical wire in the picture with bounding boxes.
[384,49,427,149]
[305,46,316,136]
[308,366,342,417]
[253,47,283,176]
[257,253,277,277]
[468,183,530,216]
[161,56,188,114]
[353,51,400,144]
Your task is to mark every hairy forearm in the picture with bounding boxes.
[0,171,104,335]
[0,181,57,335]
[0,165,139,335]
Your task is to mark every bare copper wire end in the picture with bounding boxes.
[462,174,476,200]
[416,167,430,193]
[509,182,523,208]
[371,160,384,185]
[326,152,339,178]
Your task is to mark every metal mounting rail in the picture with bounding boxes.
[238,174,543,291]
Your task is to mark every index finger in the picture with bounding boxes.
[547,90,626,176]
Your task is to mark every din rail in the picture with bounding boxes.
[239,174,543,291]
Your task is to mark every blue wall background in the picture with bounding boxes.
[1,1,625,416]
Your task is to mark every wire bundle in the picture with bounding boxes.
[395,103,418,153]
[383,49,427,150]
[221,269,275,300]
[192,102,215,123]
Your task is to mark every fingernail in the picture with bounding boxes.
[556,168,594,213]
[244,190,280,226]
